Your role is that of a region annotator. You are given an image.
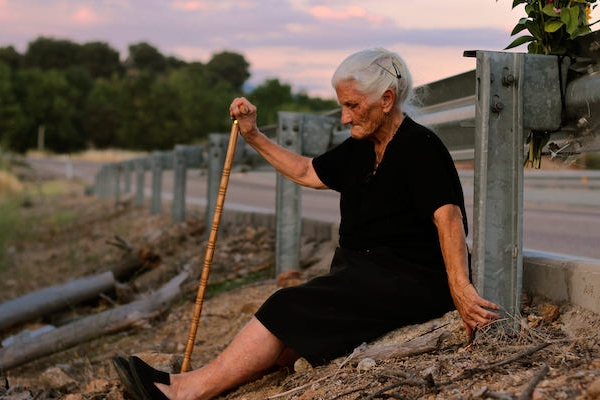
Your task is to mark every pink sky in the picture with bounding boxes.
[1,0,598,97]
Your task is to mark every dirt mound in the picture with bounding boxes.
[1,177,599,400]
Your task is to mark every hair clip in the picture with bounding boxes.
[376,61,401,80]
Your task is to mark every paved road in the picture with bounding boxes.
[27,157,600,260]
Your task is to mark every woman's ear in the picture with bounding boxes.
[381,89,395,113]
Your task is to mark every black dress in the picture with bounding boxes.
[255,117,466,366]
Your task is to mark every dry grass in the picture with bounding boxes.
[0,170,23,195]
[26,149,148,163]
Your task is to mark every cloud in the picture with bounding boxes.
[0,0,576,96]
[171,1,209,11]
[72,6,104,25]
[309,5,384,23]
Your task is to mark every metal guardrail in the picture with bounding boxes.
[94,32,600,323]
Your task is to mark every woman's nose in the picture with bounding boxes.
[340,109,352,125]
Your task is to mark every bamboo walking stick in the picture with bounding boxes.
[181,118,241,373]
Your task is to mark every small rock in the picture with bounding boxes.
[62,394,85,400]
[240,301,262,314]
[585,377,600,399]
[294,357,313,373]
[276,270,302,287]
[527,314,542,328]
[532,388,545,400]
[84,378,111,393]
[40,366,77,391]
[538,302,560,323]
[356,358,376,371]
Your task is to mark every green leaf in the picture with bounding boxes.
[527,41,544,54]
[526,19,544,39]
[549,41,568,55]
[512,0,528,8]
[545,20,564,32]
[542,4,560,17]
[510,17,530,35]
[562,6,580,34]
[570,25,591,38]
[505,35,535,49]
[525,4,536,16]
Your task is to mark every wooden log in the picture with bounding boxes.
[110,246,162,280]
[0,246,161,332]
[0,269,190,371]
[353,329,450,362]
[0,272,116,332]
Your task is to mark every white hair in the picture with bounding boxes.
[331,48,413,110]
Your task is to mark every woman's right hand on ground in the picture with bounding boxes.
[452,282,501,336]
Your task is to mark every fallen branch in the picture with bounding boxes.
[483,342,550,370]
[0,268,190,372]
[354,328,450,362]
[434,342,551,388]
[0,272,116,332]
[110,245,162,280]
[0,246,161,332]
[483,364,549,400]
[358,374,433,400]
[518,364,549,400]
[106,235,133,251]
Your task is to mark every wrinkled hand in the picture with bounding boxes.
[229,97,258,141]
[451,282,501,336]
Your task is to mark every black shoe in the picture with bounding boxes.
[128,355,171,400]
[112,356,144,400]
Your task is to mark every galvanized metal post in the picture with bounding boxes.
[151,151,165,215]
[471,51,564,326]
[95,165,105,198]
[172,145,187,223]
[113,163,121,203]
[207,134,229,237]
[275,112,303,275]
[473,51,524,326]
[301,114,339,156]
[135,158,146,206]
[123,160,132,194]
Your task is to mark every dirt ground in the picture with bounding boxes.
[1,169,600,400]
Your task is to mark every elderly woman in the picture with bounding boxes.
[114,48,500,400]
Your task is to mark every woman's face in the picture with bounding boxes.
[335,80,385,141]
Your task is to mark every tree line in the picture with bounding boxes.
[0,37,338,154]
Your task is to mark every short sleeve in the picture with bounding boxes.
[404,132,464,220]
[312,139,353,192]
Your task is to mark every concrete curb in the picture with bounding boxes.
[524,250,600,315]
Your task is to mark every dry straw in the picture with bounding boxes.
[0,170,23,195]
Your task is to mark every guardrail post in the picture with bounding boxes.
[301,114,339,156]
[276,112,303,275]
[104,165,113,199]
[113,163,122,203]
[471,51,564,329]
[207,134,229,237]
[94,165,104,198]
[274,112,338,275]
[172,145,188,223]
[134,158,147,206]
[123,160,133,194]
[151,151,167,215]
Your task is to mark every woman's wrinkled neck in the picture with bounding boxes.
[372,109,403,154]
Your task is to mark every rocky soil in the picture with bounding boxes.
[0,171,599,400]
